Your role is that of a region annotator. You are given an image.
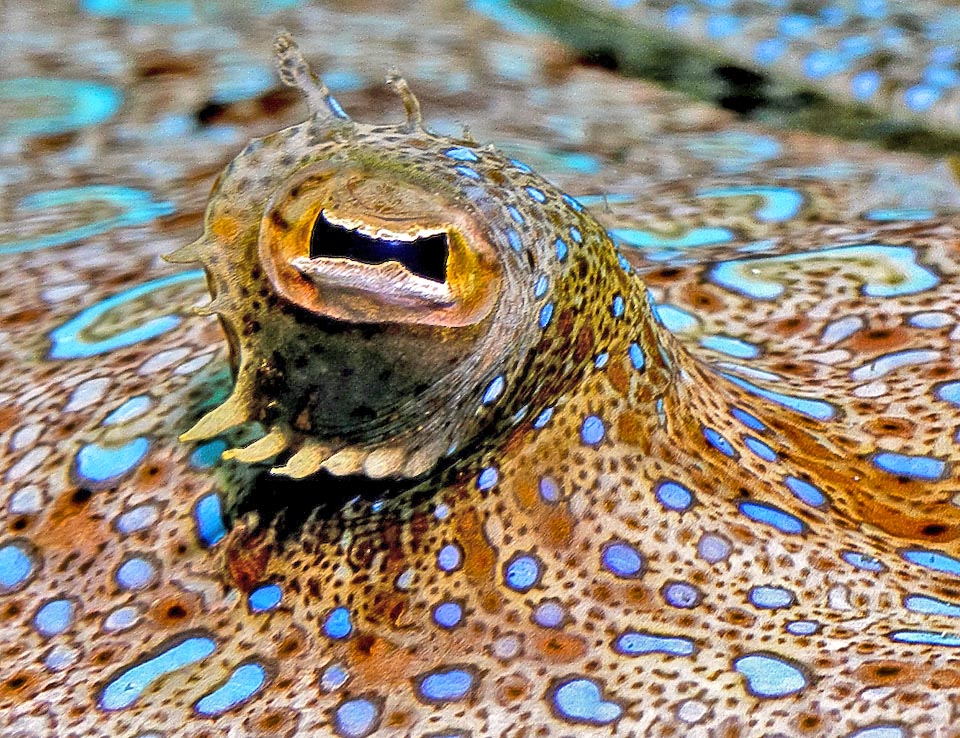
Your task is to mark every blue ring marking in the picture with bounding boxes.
[551,677,622,725]
[195,493,227,547]
[190,440,227,469]
[324,607,353,639]
[739,501,805,535]
[433,602,463,628]
[902,549,960,577]
[49,270,203,359]
[786,620,819,636]
[904,594,960,618]
[732,408,768,433]
[0,542,34,592]
[720,372,836,421]
[0,78,122,138]
[581,415,605,445]
[443,147,479,162]
[334,697,380,737]
[3,186,174,255]
[595,352,610,369]
[614,631,695,657]
[116,557,156,590]
[102,396,152,426]
[697,185,804,222]
[417,668,475,703]
[890,630,960,647]
[248,584,282,613]
[195,663,267,716]
[655,481,693,512]
[612,295,625,318]
[507,206,524,224]
[610,226,734,250]
[841,551,885,572]
[532,407,554,429]
[744,436,777,462]
[525,186,547,203]
[506,229,522,251]
[555,238,568,261]
[733,652,808,698]
[533,600,565,628]
[539,477,560,502]
[34,599,74,637]
[602,542,643,577]
[539,302,554,328]
[477,466,498,490]
[703,427,735,457]
[561,193,583,211]
[871,451,946,481]
[749,586,796,609]
[76,438,150,483]
[654,303,699,333]
[784,476,827,508]
[700,334,760,359]
[99,635,216,710]
[504,554,541,592]
[481,375,505,405]
[708,245,938,301]
[453,165,481,179]
[663,581,701,608]
[438,544,462,572]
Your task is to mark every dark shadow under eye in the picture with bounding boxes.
[310,212,448,283]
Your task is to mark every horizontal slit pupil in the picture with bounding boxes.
[309,212,448,283]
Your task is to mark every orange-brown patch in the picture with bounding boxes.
[532,632,587,663]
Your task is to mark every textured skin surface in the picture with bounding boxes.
[4,2,960,737]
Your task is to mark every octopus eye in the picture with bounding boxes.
[309,212,449,284]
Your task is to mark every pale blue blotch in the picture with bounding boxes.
[909,311,951,328]
[786,620,819,636]
[615,631,695,656]
[539,302,554,328]
[784,476,826,507]
[533,600,565,628]
[195,663,266,716]
[4,186,175,256]
[478,466,498,490]
[555,238,568,261]
[481,375,505,405]
[842,551,885,572]
[904,594,960,618]
[569,226,582,243]
[49,270,203,358]
[594,352,609,369]
[904,85,941,112]
[102,396,151,426]
[507,206,524,224]
[872,451,946,481]
[533,407,553,429]
[851,70,882,100]
[902,549,960,577]
[249,584,282,613]
[454,165,481,179]
[1,78,121,138]
[697,185,804,222]
[890,630,960,647]
[195,493,226,547]
[865,208,934,222]
[191,440,227,469]
[706,13,741,38]
[539,477,560,502]
[116,505,158,534]
[525,186,546,203]
[552,677,622,724]
[700,334,760,359]
[938,382,960,406]
[744,436,777,462]
[418,669,475,702]
[610,226,733,250]
[534,274,549,298]
[846,727,906,738]
[212,64,274,104]
[754,38,787,64]
[749,586,795,609]
[703,427,735,457]
[116,557,155,590]
[739,501,805,535]
[655,304,699,333]
[612,295,625,318]
[732,407,766,432]
[656,481,693,511]
[34,599,74,637]
[324,607,352,639]
[334,698,379,738]
[99,636,216,710]
[438,544,462,571]
[721,372,836,421]
[663,581,701,608]
[581,415,605,445]
[505,554,541,592]
[444,147,479,161]
[507,229,522,251]
[76,438,149,483]
[734,653,808,697]
[803,49,846,79]
[433,602,463,628]
[603,542,643,577]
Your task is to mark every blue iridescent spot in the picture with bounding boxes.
[890,630,960,647]
[533,600,565,628]
[615,631,695,657]
[190,439,226,469]
[417,668,475,703]
[444,146,479,161]
[103,396,151,426]
[842,551,885,572]
[532,407,553,429]
[324,607,352,639]
[569,226,582,244]
[507,206,524,224]
[731,407,766,432]
[786,620,819,636]
[525,186,546,203]
[581,415,605,445]
[749,586,795,609]
[477,466,498,490]
[195,663,266,716]
[663,581,702,609]
[534,274,548,298]
[249,584,282,613]
[334,697,380,737]
[481,375,505,405]
[561,193,583,211]
[594,352,609,369]
[34,599,74,637]
[510,158,532,173]
[904,594,960,618]
[902,549,960,577]
[0,542,34,592]
[851,70,881,100]
[551,677,622,725]
[611,295,625,318]
[739,501,805,535]
[555,238,568,261]
[871,451,946,481]
[438,544,463,572]
[539,477,560,502]
[76,438,149,483]
[656,481,693,511]
[506,229,522,251]
[504,553,541,592]
[602,541,643,577]
[703,427,735,457]
[904,85,940,112]
[734,653,808,697]
[744,436,777,462]
[697,533,731,564]
[116,557,156,590]
[195,493,227,547]
[784,476,826,507]
[539,302,554,328]
[454,165,481,179]
[433,601,463,628]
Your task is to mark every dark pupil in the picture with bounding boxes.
[309,212,448,283]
